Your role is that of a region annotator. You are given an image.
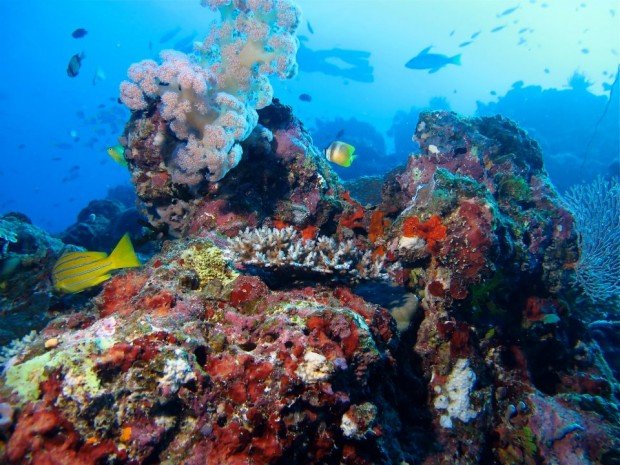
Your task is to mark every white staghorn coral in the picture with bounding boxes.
[228,226,395,282]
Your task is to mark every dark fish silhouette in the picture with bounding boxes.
[71,28,88,38]
[299,93,312,102]
[470,30,481,39]
[307,20,314,34]
[159,26,182,44]
[405,46,461,73]
[173,31,198,53]
[67,52,85,77]
[491,25,507,33]
[497,6,519,17]
[459,41,473,48]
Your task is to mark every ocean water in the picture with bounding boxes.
[1,0,618,231]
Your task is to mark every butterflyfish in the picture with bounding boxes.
[52,233,141,293]
[107,145,128,167]
[325,141,357,167]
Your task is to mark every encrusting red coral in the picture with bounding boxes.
[402,215,447,252]
[339,192,365,230]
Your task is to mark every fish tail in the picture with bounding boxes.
[109,233,141,270]
[451,54,462,65]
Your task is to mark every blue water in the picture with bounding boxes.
[1,0,618,233]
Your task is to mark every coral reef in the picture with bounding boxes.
[1,107,618,465]
[123,97,344,237]
[0,238,427,465]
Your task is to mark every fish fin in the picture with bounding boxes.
[428,68,440,74]
[420,45,433,55]
[108,233,141,270]
[451,54,462,65]
[343,143,356,157]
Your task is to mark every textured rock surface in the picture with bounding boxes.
[0,214,69,346]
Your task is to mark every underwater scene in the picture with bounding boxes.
[1,0,619,463]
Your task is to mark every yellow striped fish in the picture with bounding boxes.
[325,141,357,167]
[52,233,141,293]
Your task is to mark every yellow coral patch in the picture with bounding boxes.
[181,242,238,289]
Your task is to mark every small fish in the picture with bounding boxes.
[70,130,78,139]
[544,68,550,74]
[71,28,88,39]
[491,25,506,33]
[517,37,527,45]
[518,27,528,34]
[299,93,312,102]
[307,20,314,34]
[52,157,62,161]
[490,90,497,95]
[67,52,85,77]
[497,6,519,17]
[459,41,473,48]
[53,233,141,293]
[107,145,128,167]
[470,31,481,39]
[449,30,456,37]
[335,128,345,139]
[325,141,356,167]
[581,48,590,54]
[18,144,25,150]
[405,46,461,73]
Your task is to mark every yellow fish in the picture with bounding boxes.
[325,141,357,167]
[107,145,128,167]
[52,233,141,293]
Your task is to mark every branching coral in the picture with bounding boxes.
[120,0,300,185]
[228,226,395,283]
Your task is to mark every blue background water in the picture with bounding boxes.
[1,0,618,233]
